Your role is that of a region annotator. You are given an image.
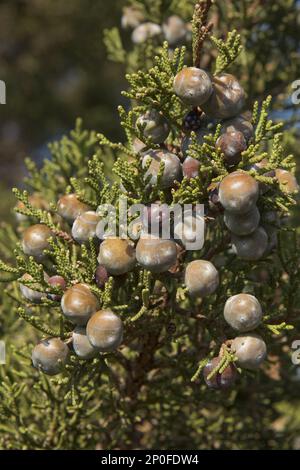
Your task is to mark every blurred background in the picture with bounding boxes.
[0,0,128,194]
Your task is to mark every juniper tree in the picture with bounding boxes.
[1,0,300,450]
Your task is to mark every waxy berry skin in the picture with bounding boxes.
[136,109,170,144]
[86,309,123,351]
[224,206,260,236]
[224,293,263,332]
[142,149,182,189]
[221,114,254,142]
[136,236,177,273]
[174,67,213,106]
[275,169,299,194]
[95,265,109,290]
[57,194,90,224]
[61,283,100,325]
[216,130,247,166]
[47,275,67,301]
[201,73,245,119]
[231,226,268,261]
[19,273,48,304]
[231,333,267,370]
[22,224,53,261]
[182,156,200,179]
[97,238,136,276]
[32,338,70,376]
[184,260,219,298]
[72,326,99,359]
[71,211,100,244]
[219,172,259,215]
[203,357,237,389]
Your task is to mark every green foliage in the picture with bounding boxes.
[1,0,300,451]
[211,30,243,74]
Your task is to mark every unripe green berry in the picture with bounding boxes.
[32,338,69,375]
[136,109,170,144]
[72,326,99,359]
[97,238,136,275]
[86,309,123,351]
[203,357,237,389]
[71,211,100,244]
[224,293,262,332]
[57,194,90,224]
[61,283,100,325]
[142,149,182,188]
[22,224,53,261]
[232,226,268,260]
[173,67,213,106]
[231,333,267,370]
[219,171,259,214]
[184,260,219,298]
[224,206,260,236]
[136,236,177,273]
[201,74,245,119]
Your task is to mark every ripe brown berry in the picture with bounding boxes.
[72,326,99,359]
[136,236,177,273]
[275,169,299,194]
[97,238,136,275]
[173,67,213,106]
[162,15,187,46]
[231,333,267,370]
[231,226,268,261]
[86,309,123,351]
[221,114,254,142]
[61,283,100,325]
[224,294,262,332]
[224,206,260,236]
[71,211,100,244]
[47,275,67,301]
[203,357,237,390]
[142,149,182,188]
[136,109,170,144]
[219,171,259,214]
[19,273,48,303]
[216,130,247,166]
[57,194,90,224]
[15,193,48,222]
[201,74,245,119]
[182,156,200,179]
[95,265,109,289]
[32,338,70,375]
[22,224,53,261]
[184,260,219,298]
